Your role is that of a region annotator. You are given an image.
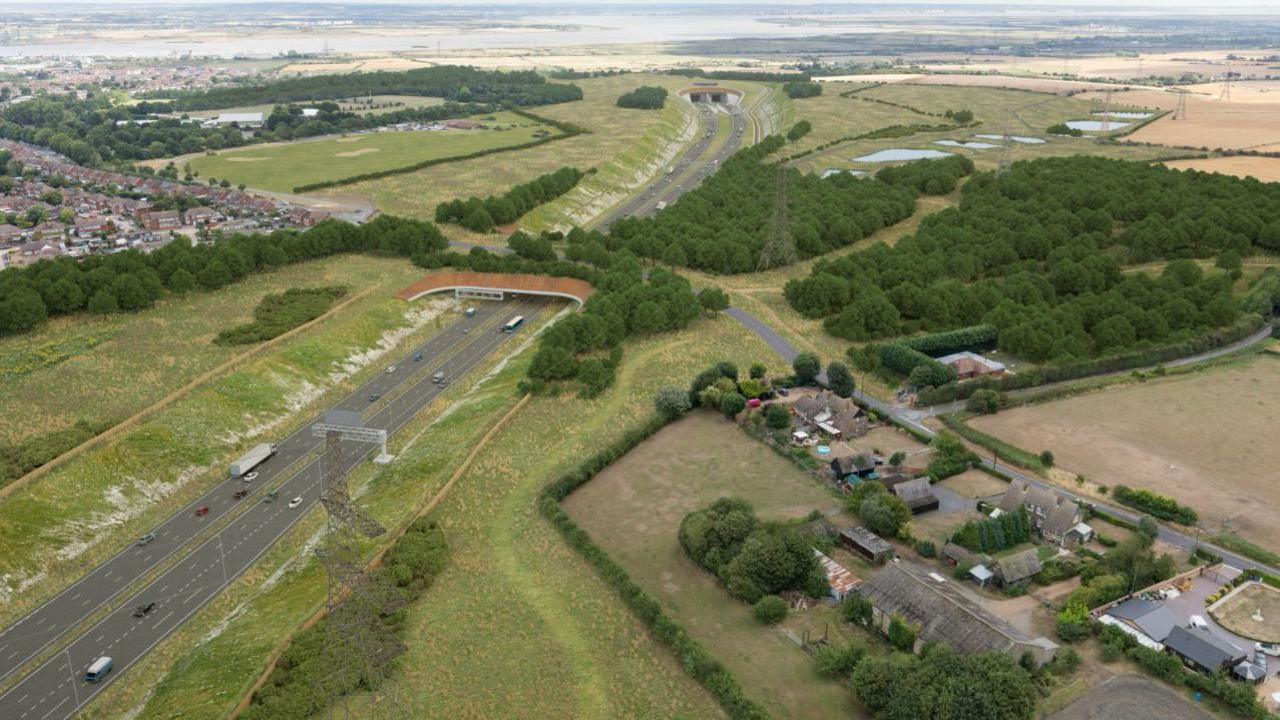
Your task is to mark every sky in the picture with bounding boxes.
[8,0,1280,7]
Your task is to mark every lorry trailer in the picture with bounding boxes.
[230,443,276,478]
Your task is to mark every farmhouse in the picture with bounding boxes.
[840,526,893,565]
[793,390,869,440]
[997,481,1092,547]
[937,351,1006,380]
[1163,625,1246,675]
[1100,598,1176,647]
[992,548,1043,588]
[856,561,1059,666]
[814,550,861,601]
[891,477,940,514]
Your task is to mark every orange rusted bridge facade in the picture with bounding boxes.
[396,271,595,309]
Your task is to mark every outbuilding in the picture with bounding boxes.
[840,526,893,565]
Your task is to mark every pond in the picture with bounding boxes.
[1090,111,1153,119]
[975,134,1045,145]
[852,148,954,163]
[934,140,1002,150]
[1064,120,1131,132]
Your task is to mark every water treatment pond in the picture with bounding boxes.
[975,134,1045,144]
[821,169,868,178]
[852,148,953,163]
[934,140,1001,149]
[1090,111,1153,119]
[1064,120,1131,132]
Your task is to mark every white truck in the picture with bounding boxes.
[231,443,276,478]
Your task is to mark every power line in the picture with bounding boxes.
[756,166,797,272]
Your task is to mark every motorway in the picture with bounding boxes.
[0,297,548,720]
[598,97,749,228]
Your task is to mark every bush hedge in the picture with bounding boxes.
[214,286,347,345]
[1112,485,1198,525]
[900,324,998,356]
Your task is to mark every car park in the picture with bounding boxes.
[132,602,155,618]
[194,506,209,517]
[136,532,156,546]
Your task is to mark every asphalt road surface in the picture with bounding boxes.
[598,99,747,228]
[0,297,547,720]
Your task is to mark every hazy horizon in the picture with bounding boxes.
[4,0,1280,9]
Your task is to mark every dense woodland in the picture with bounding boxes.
[615,85,669,109]
[144,66,583,111]
[609,135,916,273]
[435,166,585,231]
[786,156,1280,363]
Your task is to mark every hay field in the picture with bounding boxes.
[1080,86,1280,150]
[186,110,549,192]
[0,255,425,447]
[317,74,699,228]
[918,49,1271,81]
[564,410,862,720]
[969,357,1280,554]
[1164,156,1280,183]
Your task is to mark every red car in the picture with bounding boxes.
[194,506,210,517]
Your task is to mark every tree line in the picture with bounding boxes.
[782,81,823,99]
[0,214,448,337]
[786,156,1280,364]
[616,86,669,109]
[144,66,583,111]
[608,135,916,274]
[435,166,585,232]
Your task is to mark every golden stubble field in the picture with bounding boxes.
[969,358,1280,554]
[1080,82,1280,151]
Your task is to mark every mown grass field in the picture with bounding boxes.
[565,411,864,720]
[318,74,700,240]
[0,255,424,447]
[0,267,459,617]
[187,110,549,192]
[88,304,568,720]
[327,312,790,718]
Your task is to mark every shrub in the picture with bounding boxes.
[214,286,347,345]
[914,539,936,558]
[698,287,730,312]
[654,386,693,417]
[1048,123,1084,136]
[786,120,812,142]
[753,595,789,624]
[814,641,866,679]
[765,403,791,430]
[826,362,855,398]
[616,85,669,109]
[782,81,823,99]
[966,388,1002,414]
[887,615,917,652]
[1055,599,1092,642]
[792,352,821,385]
[719,392,747,417]
[1100,642,1122,663]
[1038,450,1055,467]
[1112,485,1198,524]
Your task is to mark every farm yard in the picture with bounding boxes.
[968,357,1280,555]
[315,73,704,235]
[185,110,553,192]
[564,411,864,720]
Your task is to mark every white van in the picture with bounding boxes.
[86,656,113,683]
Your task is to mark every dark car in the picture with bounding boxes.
[233,489,249,500]
[194,505,209,517]
[132,602,155,618]
[368,393,381,403]
[413,352,423,362]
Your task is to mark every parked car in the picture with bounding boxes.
[136,532,156,547]
[777,388,790,397]
[233,489,249,500]
[1188,615,1209,630]
[194,506,209,517]
[288,496,303,509]
[1258,642,1280,657]
[243,471,258,482]
[132,602,155,618]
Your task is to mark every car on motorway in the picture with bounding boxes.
[233,489,249,500]
[132,602,155,617]
[264,490,279,503]
[194,505,209,517]
[386,365,397,374]
[85,656,112,683]
[288,496,303,509]
[413,352,423,362]
[369,393,381,402]
[136,532,156,546]
[465,307,476,317]
[242,471,259,482]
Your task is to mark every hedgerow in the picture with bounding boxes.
[1112,485,1198,525]
[214,286,347,345]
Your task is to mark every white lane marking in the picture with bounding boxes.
[37,696,67,720]
[152,611,174,630]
